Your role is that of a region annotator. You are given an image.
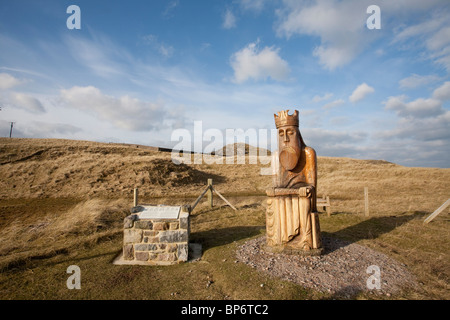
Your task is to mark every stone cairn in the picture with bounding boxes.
[121,205,190,265]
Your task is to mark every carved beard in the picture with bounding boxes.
[279,146,301,171]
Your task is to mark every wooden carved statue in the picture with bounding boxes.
[266,110,323,255]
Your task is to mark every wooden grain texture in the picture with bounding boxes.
[424,199,450,224]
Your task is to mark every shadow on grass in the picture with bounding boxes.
[320,285,364,300]
[322,212,423,254]
[52,249,123,267]
[190,226,265,251]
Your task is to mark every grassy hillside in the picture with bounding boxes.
[0,138,448,300]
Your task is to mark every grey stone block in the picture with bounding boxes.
[179,212,189,229]
[159,230,188,243]
[130,206,145,214]
[134,220,153,229]
[178,243,188,262]
[134,244,148,251]
[135,244,158,251]
[123,214,138,229]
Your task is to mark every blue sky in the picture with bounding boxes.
[0,0,449,167]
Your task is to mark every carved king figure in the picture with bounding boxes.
[265,110,323,254]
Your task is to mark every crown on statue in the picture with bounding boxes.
[274,109,299,128]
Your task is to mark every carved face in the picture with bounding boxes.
[278,126,301,170]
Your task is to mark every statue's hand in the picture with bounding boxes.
[299,187,308,197]
[299,186,314,197]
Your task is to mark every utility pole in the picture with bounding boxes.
[9,122,15,138]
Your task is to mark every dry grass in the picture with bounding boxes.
[0,198,129,271]
[0,138,449,300]
[1,138,448,208]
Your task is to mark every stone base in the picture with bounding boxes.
[119,205,191,265]
[113,243,202,266]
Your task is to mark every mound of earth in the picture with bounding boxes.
[144,159,214,187]
[236,236,419,298]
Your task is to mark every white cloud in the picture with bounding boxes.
[142,34,174,58]
[240,0,266,13]
[384,95,444,118]
[163,0,179,18]
[223,9,237,29]
[349,83,374,103]
[0,120,81,138]
[275,0,372,70]
[9,92,45,114]
[302,127,369,157]
[230,41,290,83]
[200,42,211,51]
[322,99,344,109]
[381,80,450,167]
[393,13,446,43]
[378,111,450,142]
[60,86,179,131]
[426,26,450,51]
[432,81,450,101]
[393,9,450,71]
[312,92,333,103]
[64,34,130,78]
[0,73,22,90]
[276,0,450,71]
[375,49,385,56]
[399,74,441,89]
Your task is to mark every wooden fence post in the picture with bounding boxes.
[326,196,331,217]
[207,179,213,208]
[213,187,237,211]
[191,185,210,212]
[424,199,450,224]
[190,178,237,213]
[133,188,139,207]
[364,187,369,217]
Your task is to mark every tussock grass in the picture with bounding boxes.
[0,199,129,271]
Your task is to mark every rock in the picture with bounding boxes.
[178,244,189,262]
[123,229,142,244]
[134,220,153,229]
[123,244,134,260]
[159,230,188,243]
[123,215,137,228]
[135,251,149,261]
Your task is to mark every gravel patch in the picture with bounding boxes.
[236,236,419,298]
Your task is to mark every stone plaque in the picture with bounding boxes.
[139,205,181,220]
